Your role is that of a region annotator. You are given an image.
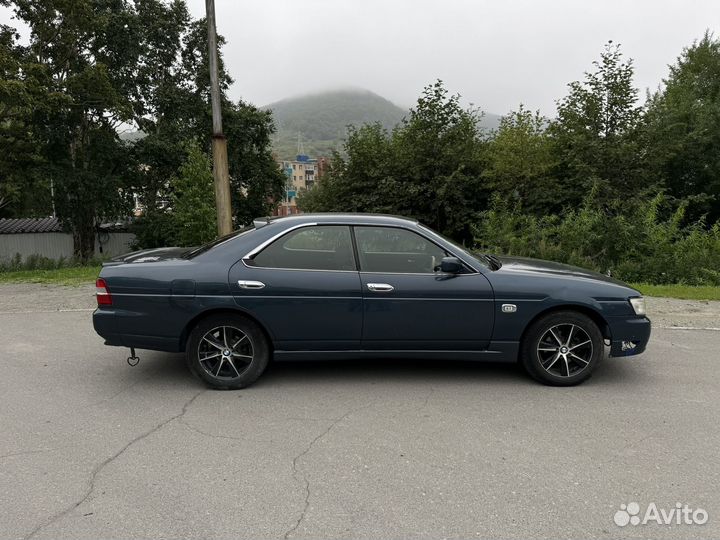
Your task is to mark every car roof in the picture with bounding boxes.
[253,213,419,228]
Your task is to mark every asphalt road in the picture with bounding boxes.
[1,286,719,539]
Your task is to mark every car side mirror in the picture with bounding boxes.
[439,256,463,274]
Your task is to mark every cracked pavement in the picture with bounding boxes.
[1,285,719,539]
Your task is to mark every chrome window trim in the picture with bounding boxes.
[242,222,319,259]
[240,221,481,275]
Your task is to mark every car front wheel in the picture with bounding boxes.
[186,314,270,390]
[521,311,604,386]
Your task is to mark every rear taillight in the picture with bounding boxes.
[96,278,112,306]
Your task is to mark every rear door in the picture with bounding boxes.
[354,226,494,350]
[228,225,362,351]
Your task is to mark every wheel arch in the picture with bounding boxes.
[520,303,611,349]
[179,307,274,353]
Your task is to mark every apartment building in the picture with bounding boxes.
[274,154,326,217]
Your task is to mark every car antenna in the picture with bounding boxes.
[253,217,270,229]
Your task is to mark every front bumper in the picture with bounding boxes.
[607,315,651,357]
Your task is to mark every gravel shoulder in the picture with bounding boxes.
[646,296,720,329]
[0,283,97,312]
[1,283,718,329]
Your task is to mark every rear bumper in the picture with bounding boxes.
[607,315,651,357]
[93,308,181,352]
[93,308,123,346]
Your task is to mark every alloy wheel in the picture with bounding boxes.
[536,323,593,378]
[197,325,254,379]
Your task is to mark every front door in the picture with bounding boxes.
[354,226,494,350]
[228,225,362,351]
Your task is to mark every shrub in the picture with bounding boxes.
[473,191,720,286]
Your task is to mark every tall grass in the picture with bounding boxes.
[0,253,106,272]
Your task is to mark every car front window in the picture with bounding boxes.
[354,226,448,273]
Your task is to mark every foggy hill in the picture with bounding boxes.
[266,89,501,159]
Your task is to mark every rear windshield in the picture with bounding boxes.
[182,226,255,259]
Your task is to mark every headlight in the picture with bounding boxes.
[629,297,646,316]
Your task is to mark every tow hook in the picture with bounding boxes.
[127,347,140,367]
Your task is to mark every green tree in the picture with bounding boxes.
[299,81,486,242]
[482,105,554,213]
[224,100,285,225]
[2,0,144,259]
[642,31,720,222]
[1,0,284,254]
[390,81,486,240]
[0,23,51,217]
[299,122,394,214]
[125,0,195,228]
[129,16,284,244]
[550,41,646,208]
[170,141,216,246]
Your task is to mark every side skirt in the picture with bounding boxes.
[273,342,518,363]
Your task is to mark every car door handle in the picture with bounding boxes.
[237,280,265,289]
[367,283,394,292]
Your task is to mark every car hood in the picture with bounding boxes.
[495,256,632,288]
[105,246,194,265]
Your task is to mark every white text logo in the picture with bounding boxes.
[614,502,708,527]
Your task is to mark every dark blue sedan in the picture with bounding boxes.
[93,213,651,388]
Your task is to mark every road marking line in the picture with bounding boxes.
[0,308,94,314]
[657,325,720,331]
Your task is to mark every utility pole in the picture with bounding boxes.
[205,0,233,236]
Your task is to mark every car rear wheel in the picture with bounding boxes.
[521,311,603,386]
[186,314,270,390]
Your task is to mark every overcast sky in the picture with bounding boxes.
[3,1,717,115]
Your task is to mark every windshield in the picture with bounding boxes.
[182,226,255,259]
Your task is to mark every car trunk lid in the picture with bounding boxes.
[102,246,194,266]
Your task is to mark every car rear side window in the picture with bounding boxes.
[251,226,356,271]
[354,226,447,273]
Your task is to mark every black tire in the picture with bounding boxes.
[520,310,603,386]
[186,313,270,390]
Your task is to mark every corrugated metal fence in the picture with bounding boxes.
[0,218,136,262]
[0,232,136,262]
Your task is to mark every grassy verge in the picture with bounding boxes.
[0,266,101,286]
[629,283,720,301]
